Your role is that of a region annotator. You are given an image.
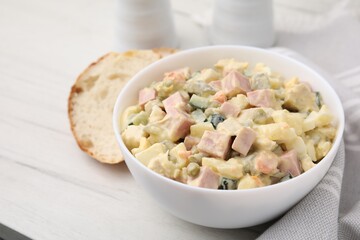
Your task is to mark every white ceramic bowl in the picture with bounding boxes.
[113,46,344,228]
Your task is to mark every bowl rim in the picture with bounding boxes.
[113,45,345,194]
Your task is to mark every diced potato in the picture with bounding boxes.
[305,139,317,161]
[214,59,249,74]
[173,169,182,180]
[144,99,163,113]
[316,141,332,160]
[300,155,316,172]
[237,174,266,189]
[253,137,277,151]
[217,117,243,136]
[135,143,166,166]
[307,126,336,146]
[145,124,169,144]
[159,152,181,179]
[316,105,333,127]
[147,149,181,179]
[272,110,305,135]
[148,154,166,176]
[174,167,188,184]
[274,88,286,99]
[253,63,271,75]
[284,77,299,89]
[190,122,214,138]
[307,129,322,145]
[153,80,174,99]
[238,108,274,125]
[316,126,337,140]
[283,82,319,112]
[229,94,250,110]
[201,157,221,170]
[259,175,272,186]
[120,105,142,130]
[303,111,317,132]
[269,75,283,89]
[169,143,188,168]
[231,154,255,174]
[204,107,221,117]
[256,122,297,142]
[202,157,243,179]
[121,125,147,150]
[304,106,333,132]
[200,68,221,83]
[149,105,166,123]
[285,136,307,158]
[131,137,151,155]
[217,164,243,179]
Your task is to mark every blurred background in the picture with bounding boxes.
[2,0,360,80]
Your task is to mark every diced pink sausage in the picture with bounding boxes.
[187,166,220,189]
[164,110,194,141]
[279,150,302,177]
[247,89,277,108]
[221,71,251,97]
[164,67,190,82]
[213,91,227,103]
[254,151,279,175]
[209,80,222,91]
[231,127,256,156]
[138,88,156,106]
[184,135,200,150]
[220,101,241,118]
[197,130,231,159]
[162,92,187,114]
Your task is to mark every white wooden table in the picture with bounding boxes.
[1,0,359,239]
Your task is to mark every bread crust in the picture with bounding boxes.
[68,53,115,162]
[68,49,175,164]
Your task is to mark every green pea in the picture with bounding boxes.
[187,163,200,177]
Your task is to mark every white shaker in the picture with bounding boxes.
[116,0,177,51]
[210,0,275,48]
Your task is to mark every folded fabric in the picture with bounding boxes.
[256,48,360,240]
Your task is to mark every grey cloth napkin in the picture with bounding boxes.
[257,48,360,240]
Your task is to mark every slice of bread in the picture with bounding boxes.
[68,49,175,164]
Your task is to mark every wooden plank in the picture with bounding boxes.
[0,155,259,240]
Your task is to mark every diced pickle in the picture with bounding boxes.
[191,109,206,123]
[132,111,149,125]
[189,94,209,110]
[144,125,162,135]
[315,92,323,108]
[253,109,268,124]
[250,73,270,90]
[218,177,238,190]
[209,114,225,129]
[184,80,216,96]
